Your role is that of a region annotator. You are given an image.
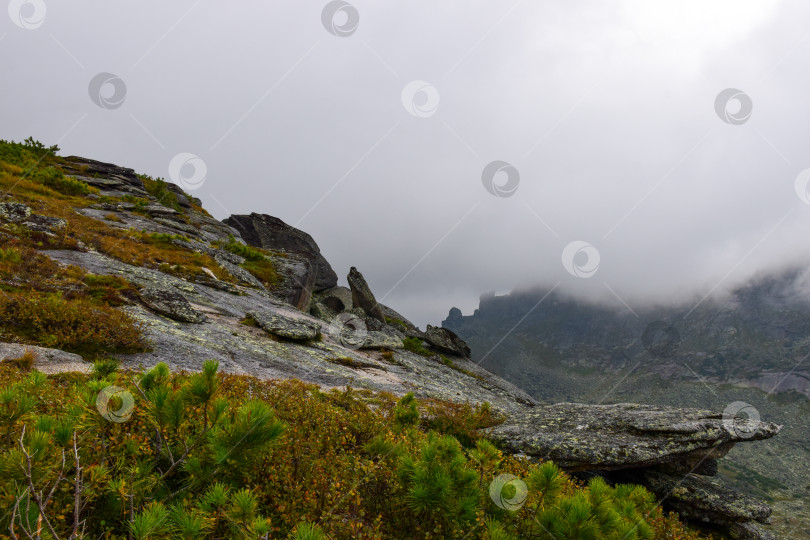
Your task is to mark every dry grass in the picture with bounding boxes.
[3,348,36,371]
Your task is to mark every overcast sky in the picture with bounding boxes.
[3,0,810,327]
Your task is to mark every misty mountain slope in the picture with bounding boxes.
[443,285,810,537]
[0,140,788,538]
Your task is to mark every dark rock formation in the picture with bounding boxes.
[259,254,315,310]
[139,287,207,324]
[641,470,772,527]
[223,213,337,292]
[60,156,146,193]
[347,267,385,323]
[425,325,471,358]
[247,310,321,341]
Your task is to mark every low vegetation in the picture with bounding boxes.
[0,292,147,356]
[219,235,281,287]
[140,174,182,211]
[0,363,704,539]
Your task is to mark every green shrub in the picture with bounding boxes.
[403,336,433,357]
[0,292,147,356]
[140,174,182,211]
[0,364,703,540]
[33,167,91,196]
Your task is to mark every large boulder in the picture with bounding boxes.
[139,287,207,324]
[347,267,385,323]
[425,325,471,358]
[272,254,317,310]
[223,213,337,292]
[247,310,321,341]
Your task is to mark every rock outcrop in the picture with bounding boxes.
[224,213,338,293]
[425,325,471,358]
[139,286,208,324]
[347,267,386,323]
[60,156,146,194]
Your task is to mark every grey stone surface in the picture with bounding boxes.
[247,310,321,341]
[425,325,471,358]
[139,286,208,323]
[361,331,404,350]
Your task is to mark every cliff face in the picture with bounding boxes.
[0,151,785,538]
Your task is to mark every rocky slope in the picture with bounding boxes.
[0,153,787,538]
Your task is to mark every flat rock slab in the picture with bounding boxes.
[248,310,321,341]
[488,402,781,472]
[0,342,90,374]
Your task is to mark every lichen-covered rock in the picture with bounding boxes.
[22,214,67,235]
[139,286,207,323]
[0,202,31,222]
[487,402,781,472]
[425,325,471,358]
[247,310,321,341]
[223,213,337,292]
[347,267,385,323]
[361,331,403,350]
[642,470,772,526]
[730,522,777,540]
